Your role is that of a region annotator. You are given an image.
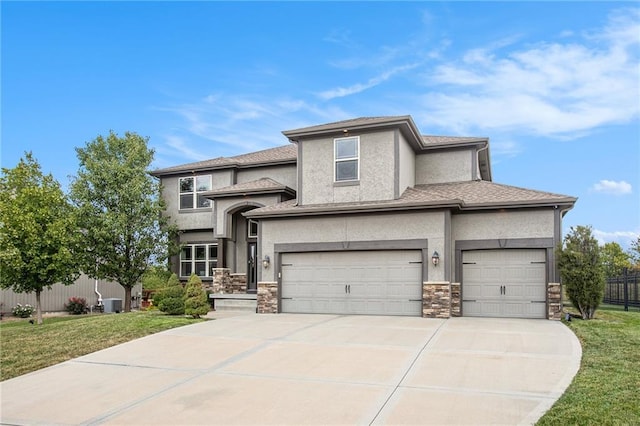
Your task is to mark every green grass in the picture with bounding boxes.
[0,311,205,381]
[537,307,640,425]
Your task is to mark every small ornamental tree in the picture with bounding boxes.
[0,153,80,325]
[183,274,209,318]
[557,225,605,319]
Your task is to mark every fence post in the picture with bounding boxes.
[623,267,629,312]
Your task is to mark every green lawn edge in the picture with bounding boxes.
[537,307,640,425]
[0,311,205,381]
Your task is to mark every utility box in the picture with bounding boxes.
[103,298,122,313]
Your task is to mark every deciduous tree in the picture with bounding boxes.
[557,225,605,319]
[0,153,80,324]
[601,242,632,277]
[70,131,171,312]
[628,236,640,270]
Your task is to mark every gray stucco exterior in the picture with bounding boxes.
[153,115,575,319]
[416,149,474,185]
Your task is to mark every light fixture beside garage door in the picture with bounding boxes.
[431,251,440,266]
[262,255,270,269]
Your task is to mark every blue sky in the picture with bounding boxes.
[2,2,639,248]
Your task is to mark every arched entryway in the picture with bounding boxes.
[219,203,263,294]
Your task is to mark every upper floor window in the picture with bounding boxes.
[179,175,211,209]
[335,137,359,182]
[248,219,259,238]
[180,243,218,277]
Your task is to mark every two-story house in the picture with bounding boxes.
[152,115,576,320]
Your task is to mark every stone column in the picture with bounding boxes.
[422,281,451,318]
[211,268,230,293]
[547,282,562,320]
[450,283,461,317]
[257,282,278,313]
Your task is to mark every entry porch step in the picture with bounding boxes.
[209,293,257,312]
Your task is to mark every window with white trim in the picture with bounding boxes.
[334,136,359,182]
[180,243,218,277]
[248,219,258,238]
[179,175,212,209]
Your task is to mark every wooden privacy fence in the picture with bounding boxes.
[604,270,640,311]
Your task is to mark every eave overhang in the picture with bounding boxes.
[244,197,577,219]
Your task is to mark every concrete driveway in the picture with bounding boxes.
[1,313,581,425]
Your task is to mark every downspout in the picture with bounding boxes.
[94,277,103,307]
[475,143,489,181]
[94,261,103,308]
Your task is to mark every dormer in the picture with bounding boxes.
[283,116,422,205]
[283,116,492,206]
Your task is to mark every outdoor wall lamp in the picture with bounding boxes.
[431,251,440,266]
[262,255,270,269]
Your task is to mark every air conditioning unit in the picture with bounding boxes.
[102,298,122,313]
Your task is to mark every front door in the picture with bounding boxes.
[247,241,257,293]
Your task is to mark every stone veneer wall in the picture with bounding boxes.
[422,282,451,318]
[210,269,248,294]
[450,283,461,317]
[547,282,562,320]
[257,282,278,313]
[228,273,247,294]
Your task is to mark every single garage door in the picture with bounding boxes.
[281,250,423,316]
[462,249,547,319]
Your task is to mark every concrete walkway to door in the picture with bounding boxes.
[0,313,581,425]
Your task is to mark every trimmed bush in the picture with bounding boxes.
[156,273,184,315]
[65,297,88,315]
[183,274,209,318]
[12,303,34,318]
[152,273,182,306]
[157,297,185,315]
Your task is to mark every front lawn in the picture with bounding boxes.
[537,307,640,425]
[0,311,205,381]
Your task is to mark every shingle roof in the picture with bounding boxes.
[202,178,295,198]
[152,116,492,177]
[151,145,297,176]
[411,181,575,206]
[245,180,576,218]
[421,135,488,145]
[282,116,412,136]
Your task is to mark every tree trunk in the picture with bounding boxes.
[35,290,43,325]
[124,286,132,312]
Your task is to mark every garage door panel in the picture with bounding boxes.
[463,249,547,319]
[281,250,422,316]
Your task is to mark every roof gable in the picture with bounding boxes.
[151,144,297,176]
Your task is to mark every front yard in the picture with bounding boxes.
[537,306,640,425]
[2,307,638,425]
[0,311,205,381]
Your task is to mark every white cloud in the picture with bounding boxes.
[318,63,419,100]
[323,29,359,49]
[421,7,640,138]
[591,180,633,195]
[154,94,352,164]
[593,229,639,248]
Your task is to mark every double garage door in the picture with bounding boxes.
[281,250,422,316]
[462,249,547,319]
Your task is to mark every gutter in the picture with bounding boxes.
[245,197,577,219]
